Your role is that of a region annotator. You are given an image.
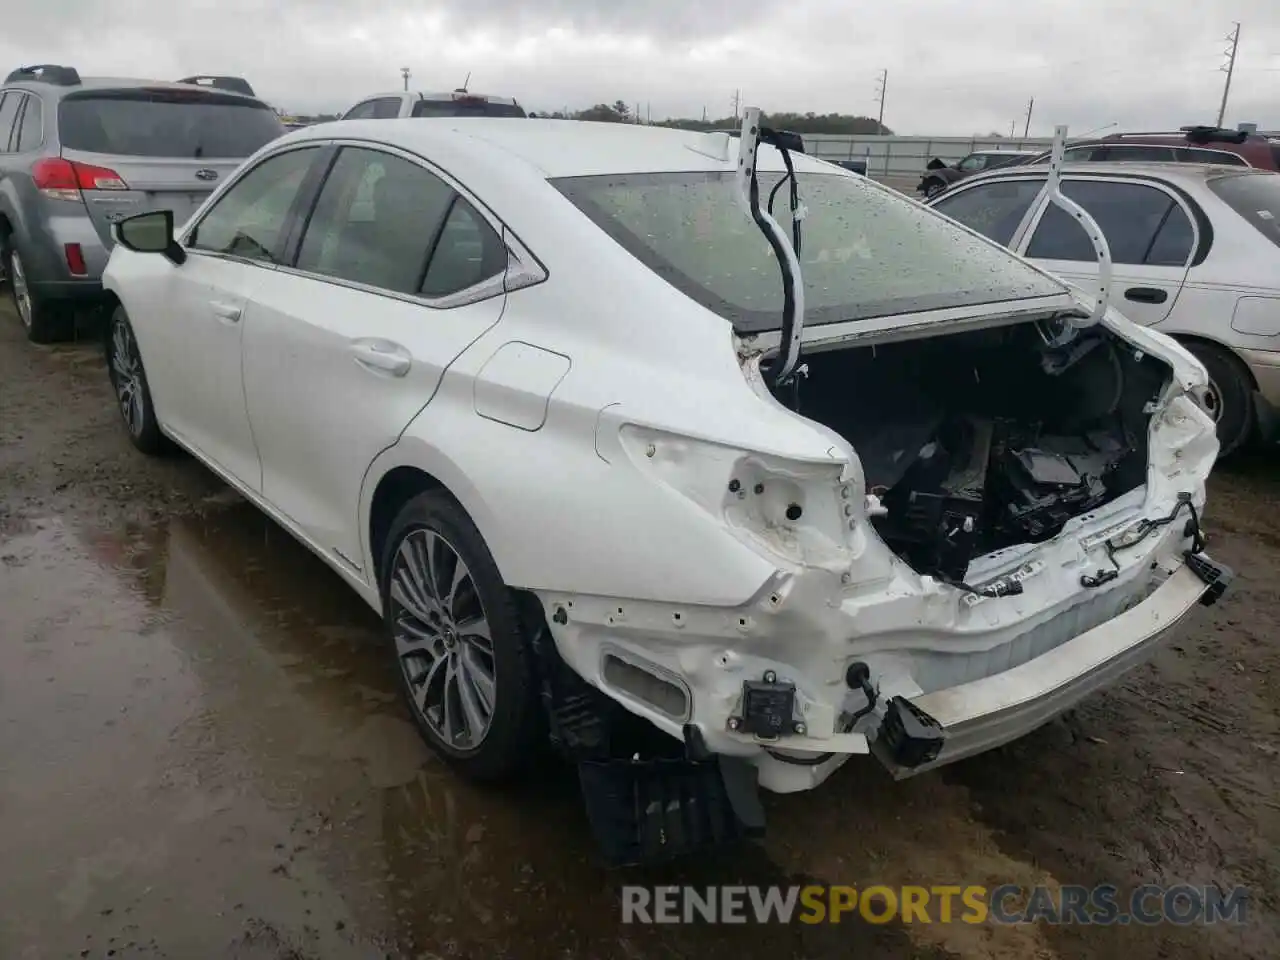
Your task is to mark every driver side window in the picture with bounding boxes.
[188,148,318,263]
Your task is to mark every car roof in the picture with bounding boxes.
[954,160,1275,190]
[353,91,521,106]
[4,75,264,102]
[286,117,839,179]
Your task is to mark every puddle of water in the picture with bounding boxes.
[0,504,1026,959]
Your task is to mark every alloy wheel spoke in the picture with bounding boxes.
[458,644,495,713]
[455,656,490,740]
[455,613,492,653]
[392,567,439,624]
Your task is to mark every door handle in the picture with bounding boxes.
[1124,287,1169,305]
[210,300,242,322]
[350,338,412,377]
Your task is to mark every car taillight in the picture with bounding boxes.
[31,158,128,200]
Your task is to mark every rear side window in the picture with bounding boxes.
[59,90,285,158]
[1027,179,1194,266]
[0,93,20,152]
[15,96,42,152]
[1207,173,1280,249]
[411,99,526,118]
[1097,145,1177,162]
[420,198,508,296]
[932,178,1044,245]
[296,146,460,295]
[1181,148,1247,166]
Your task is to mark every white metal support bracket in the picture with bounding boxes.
[736,107,806,383]
[1008,124,1113,329]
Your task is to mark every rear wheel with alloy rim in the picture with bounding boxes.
[106,307,167,454]
[381,490,543,781]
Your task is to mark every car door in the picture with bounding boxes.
[143,145,322,487]
[1022,178,1197,325]
[240,144,509,576]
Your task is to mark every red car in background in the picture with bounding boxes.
[1026,125,1280,171]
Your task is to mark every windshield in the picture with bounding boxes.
[1207,172,1280,249]
[411,100,526,118]
[59,90,285,158]
[552,170,1066,332]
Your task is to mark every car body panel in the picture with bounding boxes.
[103,119,1220,795]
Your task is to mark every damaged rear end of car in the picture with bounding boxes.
[539,118,1230,865]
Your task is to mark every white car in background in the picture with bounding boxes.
[930,162,1280,455]
[341,89,526,120]
[99,117,1229,863]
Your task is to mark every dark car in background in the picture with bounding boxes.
[0,65,285,342]
[917,149,1038,198]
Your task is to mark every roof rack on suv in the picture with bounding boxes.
[177,75,256,97]
[5,64,81,86]
[1179,125,1250,145]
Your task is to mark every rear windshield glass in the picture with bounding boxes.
[411,100,526,118]
[552,170,1066,332]
[1207,172,1280,248]
[59,90,285,158]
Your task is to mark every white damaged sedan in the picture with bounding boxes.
[101,112,1229,862]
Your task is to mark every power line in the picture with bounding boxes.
[873,69,888,133]
[1217,21,1241,127]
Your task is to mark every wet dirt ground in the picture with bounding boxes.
[1,302,1277,960]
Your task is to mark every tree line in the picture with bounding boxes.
[534,100,892,135]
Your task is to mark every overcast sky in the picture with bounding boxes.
[4,0,1278,134]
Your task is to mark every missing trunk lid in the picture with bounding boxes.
[766,321,1172,584]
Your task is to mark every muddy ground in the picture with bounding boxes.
[1,301,1277,960]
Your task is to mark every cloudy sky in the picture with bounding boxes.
[4,0,1278,134]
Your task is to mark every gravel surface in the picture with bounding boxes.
[1,301,1276,959]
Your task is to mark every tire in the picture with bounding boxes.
[106,306,168,455]
[380,490,543,782]
[5,244,71,344]
[1183,341,1254,457]
[924,179,948,200]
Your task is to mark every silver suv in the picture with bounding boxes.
[0,65,285,342]
[341,90,526,120]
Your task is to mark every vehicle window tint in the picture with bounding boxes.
[15,96,42,152]
[295,147,456,294]
[0,94,20,152]
[554,170,1066,332]
[1181,147,1246,166]
[59,91,284,158]
[1062,146,1101,162]
[371,97,402,119]
[1097,145,1176,162]
[412,99,526,118]
[1027,180,1191,266]
[1144,202,1195,266]
[956,155,986,172]
[420,198,507,297]
[1207,172,1280,249]
[343,101,377,120]
[932,178,1045,245]
[188,147,317,262]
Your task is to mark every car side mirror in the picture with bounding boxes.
[113,210,187,266]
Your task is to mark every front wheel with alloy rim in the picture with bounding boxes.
[7,246,70,343]
[1183,341,1254,458]
[381,491,544,782]
[106,307,168,454]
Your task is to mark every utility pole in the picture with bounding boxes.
[1009,119,1016,138]
[873,69,888,134]
[1217,21,1241,127]
[400,67,411,91]
[1022,96,1035,137]
[731,89,741,121]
